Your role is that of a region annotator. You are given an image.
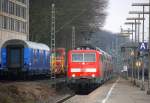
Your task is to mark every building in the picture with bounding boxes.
[0,0,29,64]
[0,0,29,47]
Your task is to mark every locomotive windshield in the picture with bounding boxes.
[72,53,83,62]
[84,53,96,62]
[72,53,96,62]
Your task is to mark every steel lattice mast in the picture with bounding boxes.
[72,26,76,49]
[51,3,55,54]
[51,3,56,80]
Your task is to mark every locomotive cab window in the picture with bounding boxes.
[72,53,83,62]
[84,53,96,62]
[72,53,96,62]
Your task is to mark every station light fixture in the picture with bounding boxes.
[136,61,142,67]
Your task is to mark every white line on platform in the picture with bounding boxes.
[101,78,120,103]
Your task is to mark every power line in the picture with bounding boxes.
[55,9,87,33]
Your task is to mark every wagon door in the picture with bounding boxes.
[7,46,23,70]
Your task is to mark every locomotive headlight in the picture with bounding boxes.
[72,74,76,78]
[92,74,95,78]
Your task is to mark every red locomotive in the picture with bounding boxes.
[67,45,113,89]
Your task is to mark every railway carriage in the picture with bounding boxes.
[67,45,113,89]
[0,39,50,77]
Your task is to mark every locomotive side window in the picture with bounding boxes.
[72,53,83,62]
[84,53,96,62]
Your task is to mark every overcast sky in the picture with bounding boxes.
[103,0,149,41]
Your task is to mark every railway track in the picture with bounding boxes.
[56,94,76,103]
[55,87,98,103]
[56,84,100,103]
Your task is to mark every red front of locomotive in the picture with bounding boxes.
[67,50,102,79]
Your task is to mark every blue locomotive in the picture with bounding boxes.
[0,39,50,77]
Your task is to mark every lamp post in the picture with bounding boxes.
[125,21,141,86]
[124,22,135,82]
[125,19,143,85]
[120,27,132,79]
[131,50,135,83]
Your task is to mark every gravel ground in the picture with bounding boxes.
[0,79,73,103]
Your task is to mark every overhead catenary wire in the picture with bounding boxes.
[55,9,87,34]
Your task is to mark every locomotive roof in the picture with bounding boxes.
[76,44,97,50]
[2,39,50,51]
[74,44,111,57]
